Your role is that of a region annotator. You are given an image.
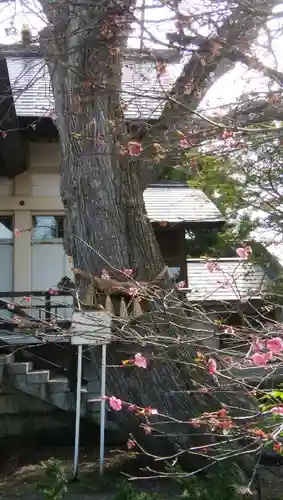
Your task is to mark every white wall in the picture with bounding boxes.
[0,143,68,296]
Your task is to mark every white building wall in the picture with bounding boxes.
[0,142,69,294]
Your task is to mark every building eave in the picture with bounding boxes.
[0,57,26,177]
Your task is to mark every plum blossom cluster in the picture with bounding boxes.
[205,260,219,273]
[109,395,158,442]
[122,353,148,369]
[190,408,233,433]
[236,246,252,259]
[120,141,143,156]
[108,396,158,435]
[250,337,283,366]
[205,247,252,274]
[191,350,218,375]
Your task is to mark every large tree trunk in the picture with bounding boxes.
[39,7,258,476]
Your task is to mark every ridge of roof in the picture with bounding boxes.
[148,181,188,188]
[144,185,225,222]
[0,44,181,63]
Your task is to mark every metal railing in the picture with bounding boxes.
[0,290,75,323]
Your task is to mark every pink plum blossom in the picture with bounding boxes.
[224,326,235,335]
[127,439,136,449]
[128,141,142,156]
[190,418,201,428]
[128,287,138,297]
[205,261,218,273]
[236,246,252,259]
[109,396,123,411]
[207,358,217,374]
[271,407,283,415]
[134,353,147,369]
[179,138,191,148]
[176,280,187,289]
[266,337,283,353]
[122,268,134,276]
[251,352,273,366]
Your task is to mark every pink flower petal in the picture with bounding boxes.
[128,141,142,156]
[271,406,283,415]
[236,247,246,258]
[14,229,21,237]
[236,246,252,259]
[180,138,191,148]
[207,358,217,374]
[176,280,187,289]
[134,353,147,369]
[224,326,235,335]
[205,262,215,273]
[190,418,201,428]
[109,396,123,411]
[122,268,134,276]
[266,337,283,353]
[251,352,272,366]
[127,439,136,449]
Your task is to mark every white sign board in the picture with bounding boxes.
[71,311,112,345]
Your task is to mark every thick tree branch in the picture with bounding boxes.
[157,0,280,131]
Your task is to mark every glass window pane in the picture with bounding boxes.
[167,267,181,281]
[0,217,13,242]
[32,216,64,241]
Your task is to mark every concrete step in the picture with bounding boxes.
[47,378,69,392]
[7,362,33,374]
[26,370,50,384]
[87,397,101,412]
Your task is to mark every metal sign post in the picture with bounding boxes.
[73,344,82,480]
[99,343,107,475]
[71,311,111,479]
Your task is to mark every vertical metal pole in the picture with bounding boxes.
[99,343,107,476]
[73,344,82,480]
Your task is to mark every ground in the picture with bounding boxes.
[0,445,176,500]
[0,444,282,499]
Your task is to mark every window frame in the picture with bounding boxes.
[31,214,65,244]
[0,215,14,245]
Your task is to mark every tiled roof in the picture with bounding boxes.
[143,185,225,222]
[186,258,270,302]
[5,56,181,120]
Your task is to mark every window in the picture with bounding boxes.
[167,266,181,282]
[32,216,64,242]
[0,216,13,243]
